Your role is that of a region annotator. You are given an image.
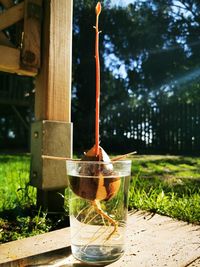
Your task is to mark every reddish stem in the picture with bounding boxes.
[95,2,101,156]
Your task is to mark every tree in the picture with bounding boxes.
[72,0,200,152]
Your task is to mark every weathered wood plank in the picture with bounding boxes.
[0,2,24,31]
[0,45,37,76]
[0,248,72,267]
[0,0,25,61]
[110,212,200,267]
[0,45,20,71]
[0,227,71,264]
[21,0,42,68]
[0,0,14,49]
[0,213,199,266]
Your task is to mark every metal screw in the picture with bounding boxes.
[32,171,37,178]
[34,131,39,138]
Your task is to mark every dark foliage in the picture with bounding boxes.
[1,0,200,154]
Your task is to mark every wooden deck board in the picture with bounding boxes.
[0,228,71,264]
[0,212,199,267]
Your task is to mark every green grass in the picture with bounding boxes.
[129,155,200,224]
[0,154,199,244]
[0,154,35,210]
[0,155,63,243]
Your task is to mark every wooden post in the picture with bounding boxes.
[30,0,73,212]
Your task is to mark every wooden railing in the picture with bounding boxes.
[0,0,42,76]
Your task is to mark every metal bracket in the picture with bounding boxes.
[30,120,73,189]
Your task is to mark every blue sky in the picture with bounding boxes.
[110,0,135,7]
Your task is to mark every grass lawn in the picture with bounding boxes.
[0,154,199,244]
[129,155,200,223]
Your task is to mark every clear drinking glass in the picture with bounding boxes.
[66,160,132,265]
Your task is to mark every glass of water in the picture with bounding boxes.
[66,160,132,265]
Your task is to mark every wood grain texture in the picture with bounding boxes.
[21,0,42,68]
[35,0,73,122]
[33,0,73,210]
[0,45,37,76]
[0,212,199,266]
[0,227,71,264]
[0,2,24,31]
[0,0,14,51]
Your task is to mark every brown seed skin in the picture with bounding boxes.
[69,145,121,201]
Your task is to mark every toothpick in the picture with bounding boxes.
[42,151,137,162]
[42,155,80,161]
[111,151,137,161]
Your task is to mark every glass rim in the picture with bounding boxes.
[66,159,132,164]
